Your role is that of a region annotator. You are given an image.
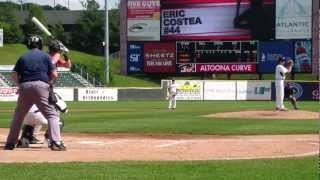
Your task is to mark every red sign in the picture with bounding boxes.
[196,64,257,73]
[144,43,176,73]
[0,87,18,96]
[127,0,160,19]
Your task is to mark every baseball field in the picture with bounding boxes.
[0,100,318,179]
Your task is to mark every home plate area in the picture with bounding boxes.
[0,129,317,163]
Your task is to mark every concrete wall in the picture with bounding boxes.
[118,80,169,101]
[118,88,165,101]
[17,11,84,25]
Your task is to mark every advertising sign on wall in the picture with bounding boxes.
[175,80,203,100]
[0,87,18,101]
[78,88,118,101]
[127,43,144,73]
[258,41,294,73]
[127,0,160,41]
[0,29,3,47]
[178,64,196,73]
[204,81,236,100]
[276,0,312,39]
[161,0,274,40]
[197,64,257,73]
[294,40,312,73]
[144,42,176,73]
[53,88,74,101]
[271,82,319,101]
[237,81,272,100]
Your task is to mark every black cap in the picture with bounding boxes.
[278,56,286,63]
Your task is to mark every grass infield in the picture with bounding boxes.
[0,157,316,180]
[0,101,318,135]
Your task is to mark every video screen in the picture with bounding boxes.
[161,0,275,41]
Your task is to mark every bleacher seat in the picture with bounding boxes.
[0,71,92,87]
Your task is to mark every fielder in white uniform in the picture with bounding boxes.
[168,80,178,109]
[275,57,292,111]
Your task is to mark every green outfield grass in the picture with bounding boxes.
[0,101,318,135]
[0,157,316,180]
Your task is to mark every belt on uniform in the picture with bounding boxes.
[20,80,49,84]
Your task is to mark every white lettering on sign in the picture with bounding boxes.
[128,0,160,9]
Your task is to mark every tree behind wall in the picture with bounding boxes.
[23,4,48,40]
[71,0,104,54]
[0,2,23,43]
[109,9,120,54]
[50,22,67,44]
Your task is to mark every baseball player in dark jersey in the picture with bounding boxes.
[4,35,66,151]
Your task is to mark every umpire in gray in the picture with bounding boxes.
[4,35,66,151]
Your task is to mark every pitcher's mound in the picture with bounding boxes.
[205,110,319,120]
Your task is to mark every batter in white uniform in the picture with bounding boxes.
[275,57,293,111]
[168,79,178,109]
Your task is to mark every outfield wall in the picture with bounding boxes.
[0,80,318,101]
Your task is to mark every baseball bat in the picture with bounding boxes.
[31,17,52,37]
[31,17,69,53]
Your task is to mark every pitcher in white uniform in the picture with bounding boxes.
[168,79,178,109]
[275,57,293,111]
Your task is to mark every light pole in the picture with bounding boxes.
[19,0,23,11]
[105,0,110,84]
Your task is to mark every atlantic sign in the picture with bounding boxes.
[276,0,312,39]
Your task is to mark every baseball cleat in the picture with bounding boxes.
[30,136,43,144]
[16,137,30,148]
[50,141,67,151]
[4,143,15,150]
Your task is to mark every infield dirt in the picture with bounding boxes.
[0,129,317,163]
[204,110,319,120]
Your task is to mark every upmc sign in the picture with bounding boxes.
[196,64,257,73]
[144,42,176,73]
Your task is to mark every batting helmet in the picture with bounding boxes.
[26,35,43,50]
[48,39,62,53]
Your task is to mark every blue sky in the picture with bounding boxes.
[1,0,119,10]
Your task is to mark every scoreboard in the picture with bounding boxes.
[123,0,314,74]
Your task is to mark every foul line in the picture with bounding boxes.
[156,141,188,148]
[77,140,128,146]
